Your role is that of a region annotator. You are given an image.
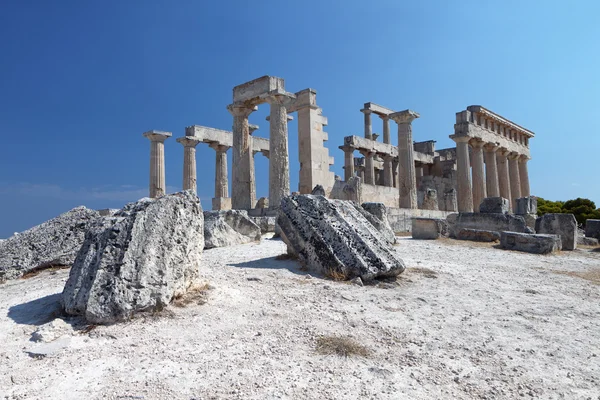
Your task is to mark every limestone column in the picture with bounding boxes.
[390,110,420,209]
[483,143,500,197]
[176,136,200,194]
[519,155,531,197]
[266,93,293,209]
[248,124,259,207]
[340,145,355,181]
[381,115,391,144]
[361,108,373,140]
[359,149,376,184]
[143,130,172,198]
[508,152,522,210]
[496,148,512,211]
[227,104,256,209]
[450,135,473,212]
[383,155,394,187]
[209,143,230,199]
[470,139,487,212]
[392,158,399,188]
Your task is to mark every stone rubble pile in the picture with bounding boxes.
[204,210,261,249]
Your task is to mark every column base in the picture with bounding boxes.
[212,197,232,211]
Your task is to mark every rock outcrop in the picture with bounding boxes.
[277,195,405,281]
[204,210,261,249]
[62,192,204,324]
[0,207,100,281]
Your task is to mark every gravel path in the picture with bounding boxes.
[1,236,599,399]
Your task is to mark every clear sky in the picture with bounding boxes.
[1,0,599,238]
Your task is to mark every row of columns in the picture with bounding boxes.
[361,109,392,144]
[452,135,531,212]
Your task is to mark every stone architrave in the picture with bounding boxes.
[176,136,200,194]
[227,104,256,210]
[508,152,522,211]
[390,110,420,209]
[451,135,473,212]
[340,145,355,181]
[470,139,487,212]
[519,155,531,197]
[496,148,512,212]
[483,142,500,197]
[143,130,172,198]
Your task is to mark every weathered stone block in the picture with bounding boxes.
[204,210,261,249]
[212,197,232,211]
[535,213,577,251]
[277,195,405,281]
[357,203,395,245]
[421,188,439,211]
[443,189,458,212]
[479,197,510,214]
[456,228,500,242]
[578,236,599,246]
[448,213,528,238]
[585,219,600,240]
[515,197,537,215]
[412,218,448,240]
[251,216,277,234]
[233,76,285,103]
[500,231,561,254]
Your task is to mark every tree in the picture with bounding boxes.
[537,197,600,225]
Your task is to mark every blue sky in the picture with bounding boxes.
[1,0,599,238]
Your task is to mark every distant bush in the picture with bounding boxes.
[537,197,600,225]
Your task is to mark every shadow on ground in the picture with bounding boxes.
[8,293,63,326]
[229,256,306,276]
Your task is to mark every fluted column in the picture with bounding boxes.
[361,108,373,139]
[381,115,391,144]
[508,152,522,211]
[483,143,500,197]
[451,135,473,212]
[519,155,531,197]
[227,104,256,209]
[143,130,172,198]
[470,139,487,212]
[266,93,293,209]
[340,145,355,181]
[496,148,512,211]
[383,155,394,187]
[390,110,420,209]
[359,149,376,184]
[177,137,200,194]
[209,143,230,199]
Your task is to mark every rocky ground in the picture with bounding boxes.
[1,236,599,400]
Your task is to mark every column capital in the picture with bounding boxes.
[483,142,500,152]
[209,142,230,152]
[519,154,531,163]
[176,136,201,148]
[339,145,355,153]
[378,114,391,121]
[496,147,510,158]
[360,108,373,115]
[469,138,486,149]
[227,103,258,117]
[358,149,375,157]
[507,151,520,160]
[143,130,172,142]
[382,154,394,162]
[389,109,420,124]
[265,114,294,122]
[450,134,471,144]
[248,124,259,135]
[264,90,296,106]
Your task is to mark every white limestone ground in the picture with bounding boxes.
[0,237,599,399]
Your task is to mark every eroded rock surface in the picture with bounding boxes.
[0,207,100,281]
[204,210,261,249]
[62,192,204,324]
[277,195,405,281]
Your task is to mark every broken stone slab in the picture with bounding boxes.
[448,212,529,238]
[360,202,396,245]
[578,236,599,246]
[251,216,276,234]
[585,219,600,240]
[62,191,204,324]
[455,228,500,242]
[277,195,405,281]
[500,231,562,254]
[0,206,100,281]
[515,197,537,215]
[204,210,261,249]
[479,197,510,214]
[535,213,577,251]
[311,185,326,196]
[411,218,448,240]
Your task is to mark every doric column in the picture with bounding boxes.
[143,130,172,198]
[470,138,487,212]
[508,152,522,211]
[450,135,473,212]
[176,136,200,194]
[383,155,394,187]
[483,142,500,197]
[361,108,373,139]
[496,148,512,211]
[392,158,399,188]
[359,149,376,184]
[381,115,391,144]
[209,143,230,199]
[390,110,420,209]
[519,155,531,197]
[265,93,294,209]
[227,104,256,210]
[339,145,355,181]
